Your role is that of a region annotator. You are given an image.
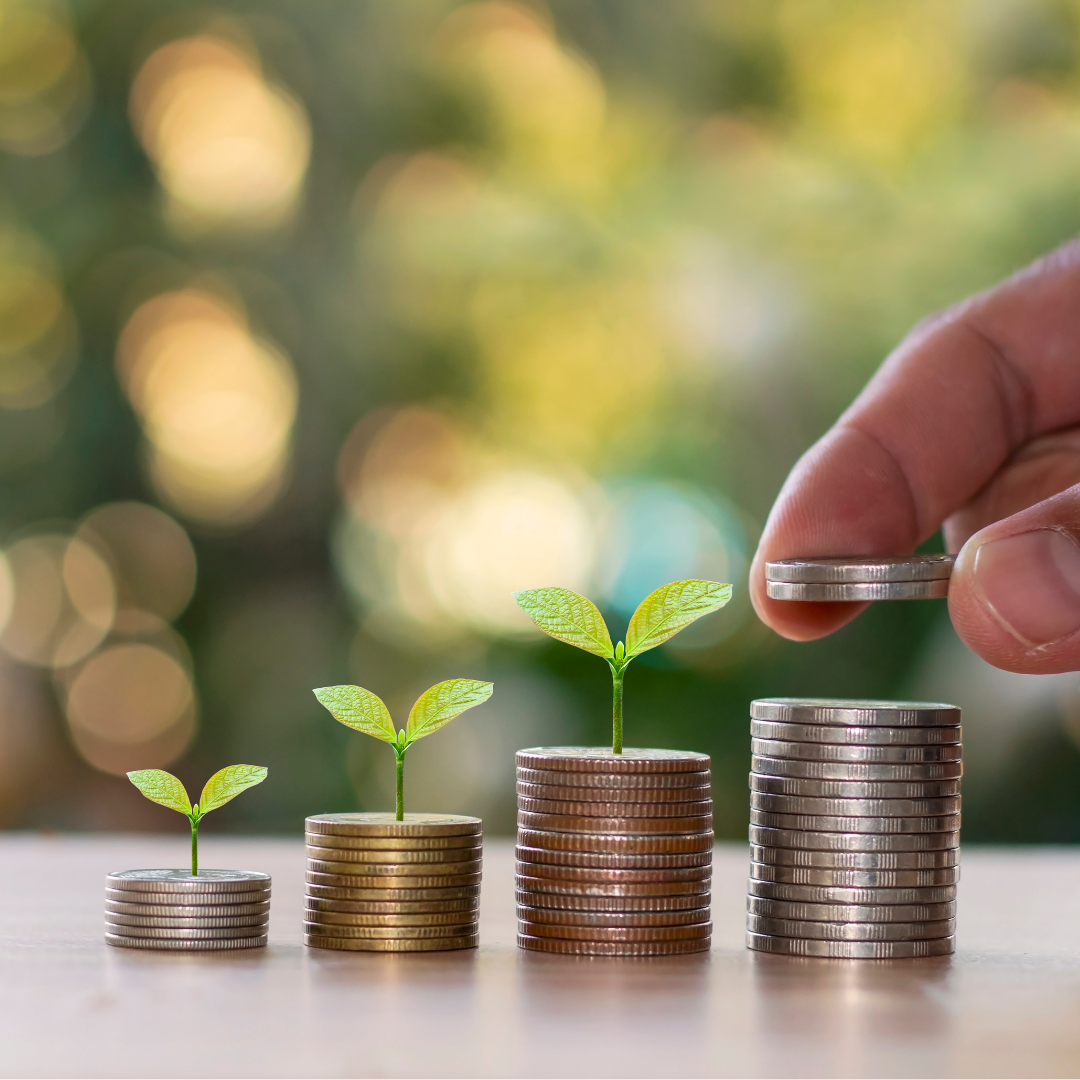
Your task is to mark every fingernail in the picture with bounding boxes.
[972,529,1080,647]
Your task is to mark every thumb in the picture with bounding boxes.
[950,483,1080,673]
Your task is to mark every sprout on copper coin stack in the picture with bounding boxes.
[308,679,492,952]
[107,766,270,951]
[511,580,731,957]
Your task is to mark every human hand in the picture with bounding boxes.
[750,239,1080,674]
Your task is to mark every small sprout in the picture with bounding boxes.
[514,579,732,753]
[313,679,493,821]
[127,765,268,876]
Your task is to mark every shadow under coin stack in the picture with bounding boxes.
[516,747,713,956]
[304,813,482,952]
[746,698,961,959]
[105,869,270,950]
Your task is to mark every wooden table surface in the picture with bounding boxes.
[2,835,1080,1078]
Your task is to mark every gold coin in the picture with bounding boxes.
[516,748,709,774]
[307,858,480,877]
[305,813,481,838]
[305,909,477,928]
[517,933,709,956]
[305,933,477,952]
[516,861,710,884]
[517,828,712,855]
[515,845,711,870]
[304,832,482,852]
[306,870,482,890]
[518,811,712,835]
[516,782,710,804]
[518,919,711,942]
[518,797,712,818]
[305,896,478,916]
[304,845,481,865]
[517,904,711,928]
[303,920,475,940]
[306,882,481,902]
[516,889,709,912]
[516,873,709,898]
[517,767,711,791]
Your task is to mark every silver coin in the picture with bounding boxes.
[305,813,481,838]
[103,889,272,908]
[750,863,959,887]
[105,912,269,929]
[105,870,270,893]
[516,890,711,912]
[516,828,713,855]
[748,878,956,905]
[517,904,712,927]
[750,773,961,799]
[765,554,955,584]
[750,720,961,746]
[518,811,713,835]
[747,897,956,923]
[517,767,712,791]
[107,933,267,951]
[747,913,955,941]
[516,747,710,774]
[766,579,949,601]
[516,873,710,898]
[749,809,961,834]
[747,931,954,958]
[518,934,709,957]
[516,782,710,804]
[515,845,712,870]
[517,919,711,943]
[753,755,962,781]
[750,844,958,869]
[104,921,268,939]
[304,845,482,865]
[751,699,960,728]
[750,792,960,817]
[305,933,478,952]
[105,898,272,918]
[752,739,962,764]
[751,825,959,852]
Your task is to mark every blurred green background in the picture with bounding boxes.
[2,0,1079,840]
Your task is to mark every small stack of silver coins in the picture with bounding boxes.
[765,554,954,602]
[746,698,961,959]
[304,813,482,952]
[105,869,270,950]
[515,747,713,956]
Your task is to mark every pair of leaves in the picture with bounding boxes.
[313,678,493,746]
[128,765,268,817]
[514,579,733,663]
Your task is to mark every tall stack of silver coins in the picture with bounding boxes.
[515,747,713,956]
[746,698,961,959]
[304,813,482,952]
[105,869,270,950]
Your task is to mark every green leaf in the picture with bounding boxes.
[314,685,397,742]
[198,764,268,815]
[406,678,493,743]
[127,769,191,815]
[513,587,614,659]
[625,579,733,657]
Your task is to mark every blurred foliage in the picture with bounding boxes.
[2,0,1080,838]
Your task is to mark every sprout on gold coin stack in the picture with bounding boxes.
[512,580,732,956]
[746,698,962,959]
[310,678,492,951]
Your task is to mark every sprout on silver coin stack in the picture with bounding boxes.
[746,698,962,959]
[309,679,492,951]
[512,580,732,956]
[107,765,270,951]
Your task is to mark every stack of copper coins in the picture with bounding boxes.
[746,698,961,959]
[515,747,713,956]
[304,813,482,952]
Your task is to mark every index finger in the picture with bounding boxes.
[751,239,1080,641]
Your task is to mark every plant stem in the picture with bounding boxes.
[395,750,405,821]
[190,816,199,876]
[612,665,625,754]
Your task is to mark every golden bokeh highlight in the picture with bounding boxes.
[130,34,310,231]
[0,0,92,156]
[117,290,298,527]
[0,534,114,668]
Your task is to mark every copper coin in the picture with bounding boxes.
[518,767,711,791]
[306,933,477,952]
[517,889,711,912]
[306,882,480,902]
[517,828,713,854]
[515,845,712,870]
[516,748,709,774]
[518,919,711,942]
[516,873,709,898]
[516,782,710,804]
[518,934,709,956]
[750,844,958,869]
[519,811,712,835]
[750,862,959,887]
[517,904,711,927]
[305,813,481,838]
[518,797,712,818]
[516,861,710,884]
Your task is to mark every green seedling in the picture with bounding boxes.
[313,679,493,820]
[127,765,268,876]
[514,579,732,754]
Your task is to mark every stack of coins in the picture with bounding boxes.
[746,698,961,959]
[105,869,270,950]
[515,747,713,957]
[304,813,481,952]
[765,554,954,602]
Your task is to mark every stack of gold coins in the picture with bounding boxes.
[304,813,482,952]
[105,869,270,950]
[515,748,713,957]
